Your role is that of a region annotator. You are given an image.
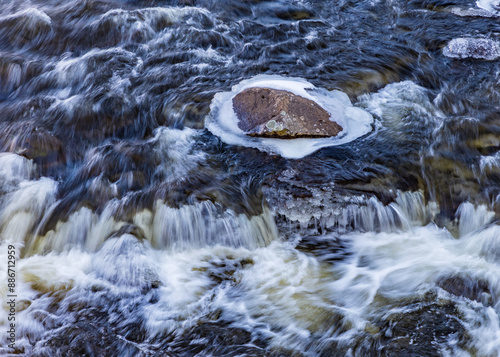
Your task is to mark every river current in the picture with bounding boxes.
[1,0,500,356]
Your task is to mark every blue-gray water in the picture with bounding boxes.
[1,0,500,355]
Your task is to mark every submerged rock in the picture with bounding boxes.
[378,299,469,356]
[437,274,494,306]
[0,120,65,173]
[0,9,53,47]
[232,87,343,138]
[443,38,500,60]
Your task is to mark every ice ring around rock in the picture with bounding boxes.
[204,75,374,159]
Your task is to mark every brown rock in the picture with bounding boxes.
[232,87,343,138]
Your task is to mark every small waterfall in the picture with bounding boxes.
[0,152,34,184]
[151,200,277,250]
[0,178,57,247]
[456,202,495,237]
[8,197,277,256]
[275,190,438,234]
[0,152,57,252]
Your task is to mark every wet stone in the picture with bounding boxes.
[0,9,53,48]
[377,299,470,356]
[437,274,494,306]
[274,6,315,20]
[443,38,500,60]
[232,87,343,138]
[296,234,352,263]
[151,321,265,356]
[0,120,65,173]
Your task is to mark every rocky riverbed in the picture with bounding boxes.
[1,0,500,356]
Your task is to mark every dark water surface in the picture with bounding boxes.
[1,0,500,355]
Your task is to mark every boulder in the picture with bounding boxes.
[232,87,342,138]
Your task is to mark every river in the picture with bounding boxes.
[1,0,500,356]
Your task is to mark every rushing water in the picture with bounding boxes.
[1,0,500,356]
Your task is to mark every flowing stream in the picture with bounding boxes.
[2,0,500,356]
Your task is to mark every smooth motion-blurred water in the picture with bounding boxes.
[2,0,500,356]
